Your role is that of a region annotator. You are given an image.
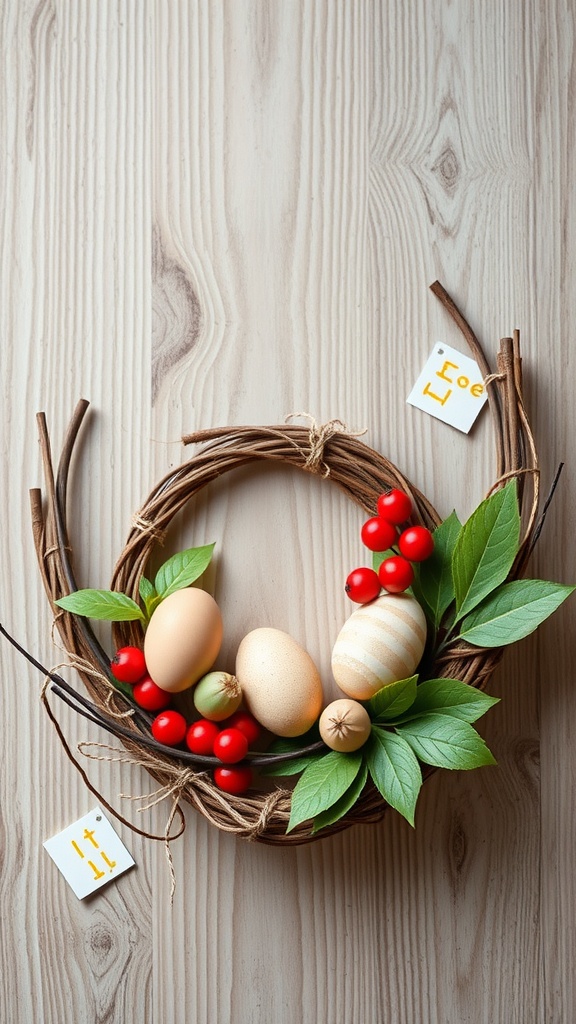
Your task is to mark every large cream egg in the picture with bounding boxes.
[331,593,427,700]
[144,587,223,693]
[235,628,323,737]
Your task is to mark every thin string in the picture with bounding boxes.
[43,543,73,559]
[39,687,186,845]
[484,466,541,498]
[50,619,136,720]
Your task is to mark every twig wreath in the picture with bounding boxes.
[8,282,573,855]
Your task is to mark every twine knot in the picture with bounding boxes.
[285,412,367,477]
[244,789,288,840]
[131,511,167,545]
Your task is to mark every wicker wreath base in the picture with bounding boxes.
[29,284,540,846]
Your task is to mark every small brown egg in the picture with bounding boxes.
[144,587,223,693]
[319,699,371,752]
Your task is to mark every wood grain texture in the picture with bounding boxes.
[0,2,574,1022]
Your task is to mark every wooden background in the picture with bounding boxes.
[1,2,575,1021]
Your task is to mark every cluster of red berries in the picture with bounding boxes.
[186,710,259,793]
[110,646,172,709]
[345,489,434,603]
[110,645,259,794]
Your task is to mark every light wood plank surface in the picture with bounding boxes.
[1,3,574,1022]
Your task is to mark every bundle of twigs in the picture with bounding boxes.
[27,283,541,846]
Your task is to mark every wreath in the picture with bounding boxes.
[8,283,573,858]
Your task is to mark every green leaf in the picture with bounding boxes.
[138,575,160,623]
[365,727,422,826]
[407,677,499,723]
[369,675,418,720]
[458,579,576,647]
[287,750,363,833]
[396,715,497,770]
[55,589,145,622]
[154,543,215,599]
[139,575,157,603]
[312,762,369,833]
[412,511,461,627]
[452,481,520,619]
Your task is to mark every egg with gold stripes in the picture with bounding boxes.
[331,593,427,700]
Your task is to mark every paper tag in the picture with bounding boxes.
[43,808,135,899]
[407,343,488,433]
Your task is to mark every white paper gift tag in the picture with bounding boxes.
[407,342,488,433]
[43,807,135,899]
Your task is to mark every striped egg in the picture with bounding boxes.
[331,593,427,700]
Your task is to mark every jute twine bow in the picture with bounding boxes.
[76,742,291,896]
[38,682,188,894]
[78,742,202,901]
[285,413,367,477]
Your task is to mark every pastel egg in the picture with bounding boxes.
[235,627,323,737]
[144,587,223,693]
[331,592,427,700]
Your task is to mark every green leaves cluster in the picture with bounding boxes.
[411,480,574,648]
[265,675,499,834]
[55,543,215,627]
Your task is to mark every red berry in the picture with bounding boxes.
[186,719,220,756]
[360,516,397,552]
[345,567,381,604]
[133,675,172,711]
[378,555,414,594]
[213,727,249,764]
[398,525,435,562]
[214,765,253,795]
[151,710,187,747]
[224,710,261,746]
[110,646,147,684]
[377,489,412,525]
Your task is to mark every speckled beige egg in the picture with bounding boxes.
[331,593,427,700]
[144,588,223,693]
[235,628,323,737]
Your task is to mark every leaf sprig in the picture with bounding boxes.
[265,675,499,832]
[414,479,574,650]
[55,542,215,627]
